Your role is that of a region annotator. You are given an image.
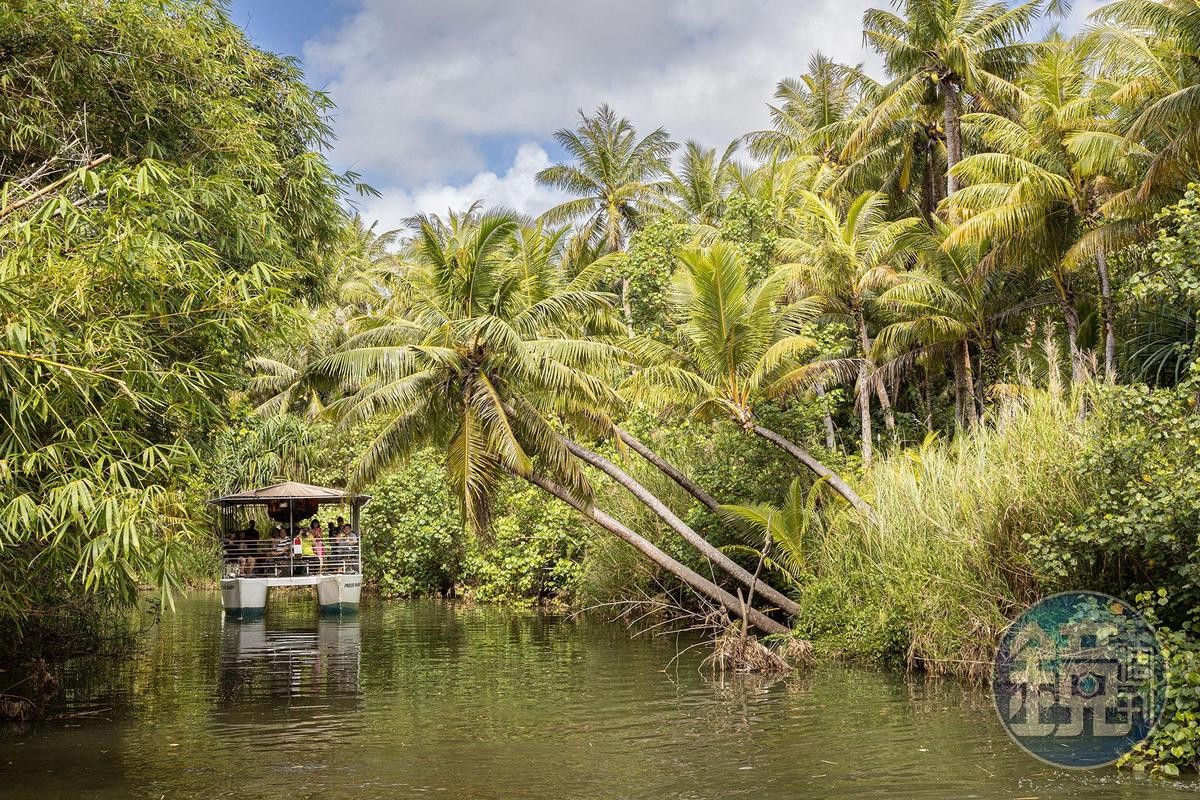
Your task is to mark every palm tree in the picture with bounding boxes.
[782,191,923,464]
[1089,0,1200,204]
[873,219,1035,427]
[536,104,677,332]
[717,478,823,589]
[856,0,1054,198]
[746,54,869,164]
[316,208,789,633]
[624,241,875,520]
[944,35,1139,383]
[662,139,740,229]
[249,218,400,417]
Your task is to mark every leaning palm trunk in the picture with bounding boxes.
[516,470,789,635]
[560,436,802,618]
[749,424,878,524]
[612,425,720,512]
[875,382,897,433]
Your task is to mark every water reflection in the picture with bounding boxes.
[2,594,1198,800]
[214,614,364,741]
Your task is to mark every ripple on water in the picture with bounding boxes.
[1,594,1198,800]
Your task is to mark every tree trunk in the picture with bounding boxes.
[958,340,978,427]
[1058,287,1087,385]
[921,140,937,222]
[750,424,878,524]
[854,305,895,432]
[814,383,837,450]
[620,276,635,336]
[561,436,801,618]
[876,384,896,433]
[918,367,933,432]
[1097,249,1116,382]
[953,353,964,430]
[973,343,986,418]
[613,425,719,512]
[516,470,789,635]
[858,365,873,468]
[853,307,875,464]
[943,82,962,197]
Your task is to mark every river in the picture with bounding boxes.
[0,592,1195,799]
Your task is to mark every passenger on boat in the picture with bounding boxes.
[235,520,260,576]
[299,520,324,574]
[297,528,316,574]
[334,524,357,571]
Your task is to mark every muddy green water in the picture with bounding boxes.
[1,592,1196,799]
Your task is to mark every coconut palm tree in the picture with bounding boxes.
[782,191,923,464]
[316,208,789,633]
[944,35,1140,383]
[624,241,875,520]
[249,218,402,417]
[746,54,869,164]
[873,219,1037,427]
[1089,0,1200,204]
[662,139,740,229]
[536,104,677,332]
[856,0,1054,198]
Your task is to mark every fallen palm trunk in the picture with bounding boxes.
[514,470,790,636]
[750,424,878,524]
[559,435,802,618]
[612,424,720,511]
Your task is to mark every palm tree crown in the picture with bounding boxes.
[315,207,623,528]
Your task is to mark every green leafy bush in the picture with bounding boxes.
[465,482,590,604]
[1027,376,1200,627]
[360,449,465,598]
[1122,591,1200,777]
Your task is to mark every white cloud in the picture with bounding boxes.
[354,142,568,229]
[306,0,879,186]
[310,1,1096,222]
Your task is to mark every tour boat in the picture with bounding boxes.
[209,481,370,618]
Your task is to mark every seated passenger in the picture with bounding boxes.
[237,520,260,575]
[334,524,356,571]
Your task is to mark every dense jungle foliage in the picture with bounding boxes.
[5,0,1200,775]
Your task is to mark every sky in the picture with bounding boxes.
[227,0,1103,231]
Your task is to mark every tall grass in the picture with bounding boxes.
[801,392,1090,679]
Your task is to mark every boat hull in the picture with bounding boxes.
[221,577,269,619]
[317,574,362,615]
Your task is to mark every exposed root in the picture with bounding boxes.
[0,659,59,722]
[704,625,812,674]
[777,636,814,667]
[0,694,35,722]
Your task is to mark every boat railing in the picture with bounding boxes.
[222,538,362,579]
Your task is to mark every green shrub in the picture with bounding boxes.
[465,481,590,604]
[360,449,465,598]
[1027,377,1200,627]
[801,392,1087,677]
[1122,591,1200,777]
